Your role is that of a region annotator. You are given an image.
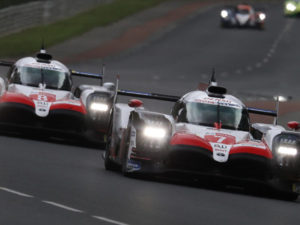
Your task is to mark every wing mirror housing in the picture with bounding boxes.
[128,99,143,108]
[288,121,300,131]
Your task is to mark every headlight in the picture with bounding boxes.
[286,3,296,11]
[277,146,298,156]
[221,10,228,18]
[259,13,266,21]
[90,102,109,112]
[143,127,166,139]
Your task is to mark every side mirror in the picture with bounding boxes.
[287,121,300,131]
[128,99,143,108]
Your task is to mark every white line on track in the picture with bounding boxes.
[255,63,262,68]
[42,200,84,213]
[0,187,34,198]
[92,215,129,225]
[235,69,242,74]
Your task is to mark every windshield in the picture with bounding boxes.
[178,102,249,131]
[12,66,70,90]
[237,9,250,14]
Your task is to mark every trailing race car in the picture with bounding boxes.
[220,4,266,29]
[0,49,116,143]
[284,0,300,16]
[104,76,300,200]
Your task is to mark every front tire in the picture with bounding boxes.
[121,125,132,176]
[104,137,119,171]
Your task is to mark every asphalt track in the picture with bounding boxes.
[1,2,300,225]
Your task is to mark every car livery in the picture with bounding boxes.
[0,49,116,143]
[104,77,300,200]
[220,4,266,29]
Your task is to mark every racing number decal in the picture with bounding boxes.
[216,136,226,143]
[38,95,48,101]
[204,134,236,145]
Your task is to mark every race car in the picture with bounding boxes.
[220,4,266,29]
[104,76,300,200]
[0,48,116,143]
[284,0,300,16]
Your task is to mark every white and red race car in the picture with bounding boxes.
[220,4,266,29]
[0,49,116,143]
[105,77,300,200]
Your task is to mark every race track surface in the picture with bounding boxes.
[1,2,300,225]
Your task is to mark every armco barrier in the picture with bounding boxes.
[0,0,113,37]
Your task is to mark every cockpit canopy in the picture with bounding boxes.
[8,58,72,91]
[173,101,250,131]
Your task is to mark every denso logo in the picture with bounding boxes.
[213,144,227,149]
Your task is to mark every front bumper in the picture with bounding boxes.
[0,102,88,140]
[128,144,273,182]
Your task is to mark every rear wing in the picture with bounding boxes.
[0,60,14,67]
[71,70,103,80]
[118,89,180,102]
[118,89,278,117]
[247,107,277,117]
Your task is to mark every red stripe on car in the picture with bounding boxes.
[170,132,213,151]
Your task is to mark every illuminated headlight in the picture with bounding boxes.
[259,13,266,21]
[286,3,296,12]
[278,146,298,156]
[221,10,229,18]
[143,127,166,139]
[90,102,109,112]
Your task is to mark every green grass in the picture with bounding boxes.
[0,0,280,58]
[0,0,169,58]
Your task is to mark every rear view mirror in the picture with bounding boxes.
[287,121,300,131]
[128,99,143,108]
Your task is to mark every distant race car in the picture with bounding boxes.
[284,0,300,16]
[104,76,300,200]
[0,49,116,143]
[220,4,266,29]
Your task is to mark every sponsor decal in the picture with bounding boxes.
[127,159,141,172]
[194,97,241,109]
[24,63,63,71]
[211,142,232,162]
[33,100,51,117]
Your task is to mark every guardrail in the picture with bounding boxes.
[0,0,113,37]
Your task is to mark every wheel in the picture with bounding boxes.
[104,137,119,171]
[257,23,264,30]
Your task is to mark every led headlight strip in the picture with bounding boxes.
[143,127,166,139]
[277,146,298,156]
[90,102,109,112]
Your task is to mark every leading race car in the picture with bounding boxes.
[0,49,117,144]
[220,4,266,29]
[104,76,300,200]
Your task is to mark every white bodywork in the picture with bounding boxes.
[112,89,288,164]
